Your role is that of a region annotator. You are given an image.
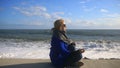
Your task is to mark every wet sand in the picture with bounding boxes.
[0,59,120,68]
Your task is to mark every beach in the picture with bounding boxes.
[0,59,120,68]
[0,29,120,59]
[0,29,120,68]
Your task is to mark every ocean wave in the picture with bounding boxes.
[0,38,120,59]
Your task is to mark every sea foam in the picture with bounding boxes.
[0,39,120,59]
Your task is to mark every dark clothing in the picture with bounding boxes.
[64,50,82,66]
[49,29,82,68]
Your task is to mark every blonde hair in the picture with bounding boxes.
[52,19,64,30]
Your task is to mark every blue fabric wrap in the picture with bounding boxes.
[49,35,70,68]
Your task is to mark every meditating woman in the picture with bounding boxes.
[49,19,85,68]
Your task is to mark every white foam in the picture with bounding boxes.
[76,40,120,59]
[0,39,50,59]
[0,39,120,59]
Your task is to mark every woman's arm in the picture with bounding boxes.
[58,40,70,57]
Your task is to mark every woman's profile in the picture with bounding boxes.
[49,19,85,68]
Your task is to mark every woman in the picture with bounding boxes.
[49,19,85,68]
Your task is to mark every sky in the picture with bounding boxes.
[0,0,120,29]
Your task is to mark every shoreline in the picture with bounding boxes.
[0,58,120,68]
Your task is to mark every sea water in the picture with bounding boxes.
[0,29,120,59]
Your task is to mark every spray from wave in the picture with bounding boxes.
[0,38,120,59]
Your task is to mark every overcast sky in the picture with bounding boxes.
[0,0,120,29]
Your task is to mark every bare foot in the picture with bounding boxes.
[78,62,84,66]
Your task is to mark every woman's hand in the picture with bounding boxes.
[79,49,85,53]
[70,42,76,46]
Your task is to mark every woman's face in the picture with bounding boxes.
[60,23,66,32]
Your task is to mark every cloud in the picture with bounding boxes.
[100,9,109,13]
[70,15,120,29]
[64,18,72,24]
[79,0,91,4]
[75,20,96,26]
[80,0,95,12]
[13,6,65,20]
[90,17,120,29]
[13,6,51,18]
[51,12,64,19]
[80,1,86,4]
[13,5,66,28]
[82,6,96,12]
[105,13,120,17]
[12,4,120,29]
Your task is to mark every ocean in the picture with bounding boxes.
[0,29,120,59]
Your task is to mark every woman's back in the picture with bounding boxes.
[50,30,70,68]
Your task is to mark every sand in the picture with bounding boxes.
[0,58,120,68]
